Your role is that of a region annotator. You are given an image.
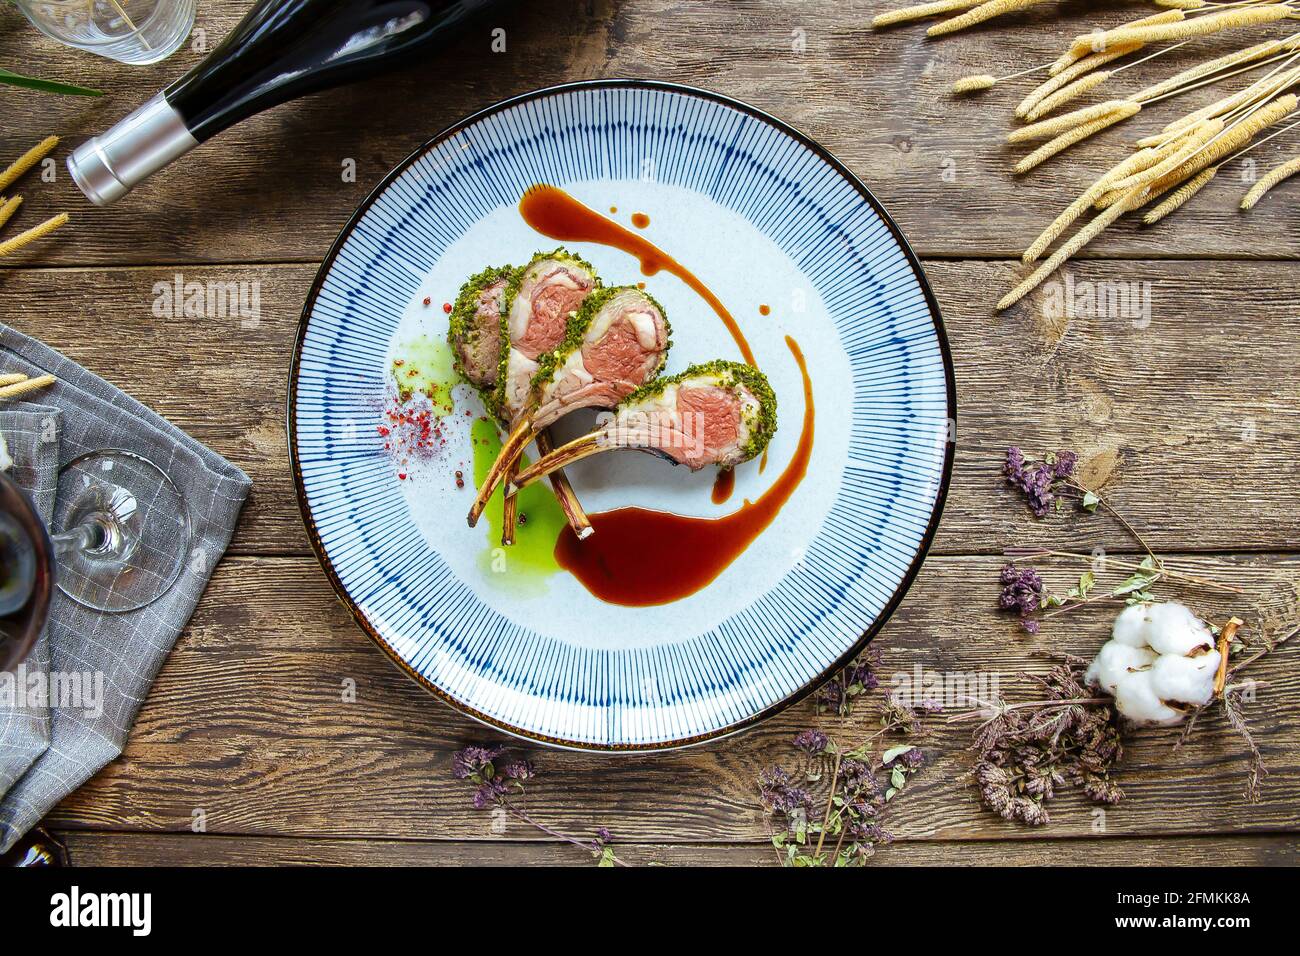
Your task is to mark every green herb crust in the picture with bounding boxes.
[621,359,778,462]
[447,264,516,413]
[492,247,601,413]
[527,286,672,397]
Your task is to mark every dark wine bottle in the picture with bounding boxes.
[0,511,36,617]
[68,0,509,206]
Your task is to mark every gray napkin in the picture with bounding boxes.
[0,323,251,852]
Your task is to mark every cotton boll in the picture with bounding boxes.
[1084,641,1157,694]
[1109,603,1155,647]
[1148,651,1220,706]
[1113,670,1185,726]
[1087,600,1219,726]
[1146,602,1215,656]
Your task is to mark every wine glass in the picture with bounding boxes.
[14,0,196,66]
[51,450,192,613]
[0,449,191,672]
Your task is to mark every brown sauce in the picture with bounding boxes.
[631,212,650,229]
[759,304,770,316]
[519,184,757,367]
[555,335,813,606]
[711,467,735,504]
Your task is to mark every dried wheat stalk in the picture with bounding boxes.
[1018,42,1142,117]
[0,374,56,402]
[0,212,68,257]
[1108,119,1224,190]
[0,137,58,193]
[0,196,21,232]
[1241,153,1300,205]
[1014,102,1142,173]
[1094,94,1296,212]
[1142,167,1218,222]
[998,188,1150,311]
[873,0,986,28]
[953,73,998,92]
[1051,9,1185,75]
[1068,5,1294,58]
[929,0,1049,38]
[1023,71,1113,120]
[1131,34,1300,103]
[1155,62,1300,140]
[1009,98,1140,142]
[1155,93,1299,184]
[1022,149,1162,262]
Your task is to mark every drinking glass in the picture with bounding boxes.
[0,448,191,672]
[14,0,197,66]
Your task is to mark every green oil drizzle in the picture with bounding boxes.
[471,417,563,589]
[393,335,457,409]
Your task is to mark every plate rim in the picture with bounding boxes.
[286,78,957,752]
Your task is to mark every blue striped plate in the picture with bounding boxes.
[289,81,954,750]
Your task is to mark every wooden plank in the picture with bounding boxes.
[2,258,1297,555]
[57,830,1300,866]
[43,553,1300,843]
[2,1,1299,264]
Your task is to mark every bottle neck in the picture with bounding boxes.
[66,94,199,206]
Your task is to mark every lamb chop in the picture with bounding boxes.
[509,361,777,493]
[468,286,671,529]
[447,261,591,540]
[495,248,599,414]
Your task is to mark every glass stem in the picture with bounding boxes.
[49,517,110,558]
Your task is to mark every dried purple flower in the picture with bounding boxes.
[1054,450,1078,479]
[999,562,1044,633]
[885,748,925,770]
[793,729,829,755]
[471,777,510,809]
[1003,446,1079,517]
[502,760,535,781]
[758,766,813,815]
[452,745,504,781]
[815,649,882,716]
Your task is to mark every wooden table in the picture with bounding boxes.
[2,0,1297,867]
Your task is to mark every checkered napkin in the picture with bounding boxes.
[0,323,251,853]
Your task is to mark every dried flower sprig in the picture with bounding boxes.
[814,646,882,716]
[452,745,628,866]
[962,658,1125,825]
[761,728,926,866]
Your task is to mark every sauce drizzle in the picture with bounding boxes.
[711,468,735,505]
[555,335,814,606]
[519,184,757,367]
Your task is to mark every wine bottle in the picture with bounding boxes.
[0,510,36,617]
[68,0,509,206]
